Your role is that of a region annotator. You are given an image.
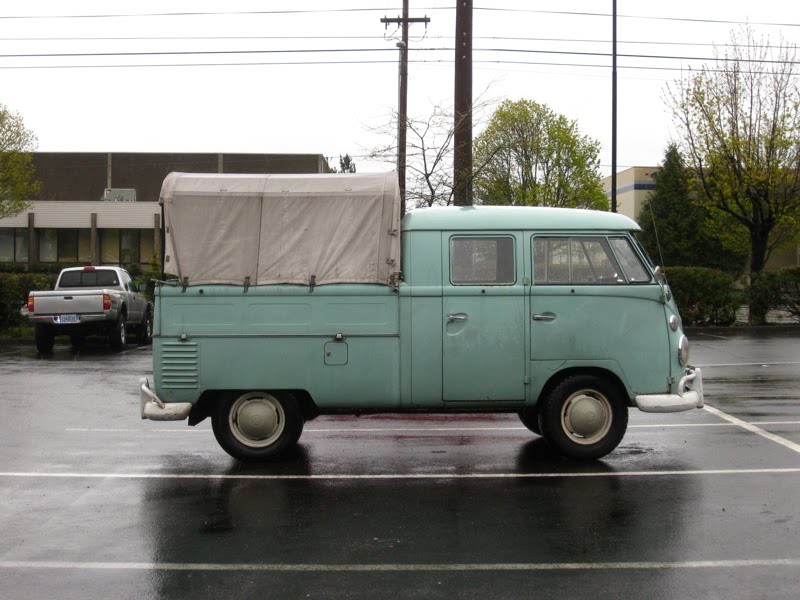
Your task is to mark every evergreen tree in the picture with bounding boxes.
[638,144,745,274]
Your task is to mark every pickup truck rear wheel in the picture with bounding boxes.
[538,375,628,460]
[212,391,304,461]
[109,313,127,349]
[35,324,54,354]
[136,309,152,345]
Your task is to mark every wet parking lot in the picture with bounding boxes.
[1,330,799,599]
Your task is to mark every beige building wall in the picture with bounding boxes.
[600,167,658,221]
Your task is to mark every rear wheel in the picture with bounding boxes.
[212,391,304,461]
[136,309,152,345]
[538,375,628,460]
[518,408,541,435]
[35,324,54,354]
[109,313,127,349]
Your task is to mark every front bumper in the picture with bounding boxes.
[634,367,704,413]
[139,377,193,421]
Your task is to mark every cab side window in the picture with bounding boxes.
[533,237,623,285]
[450,236,515,285]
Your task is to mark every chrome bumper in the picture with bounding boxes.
[634,367,704,413]
[139,377,192,421]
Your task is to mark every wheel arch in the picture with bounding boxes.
[535,366,633,409]
[189,388,319,426]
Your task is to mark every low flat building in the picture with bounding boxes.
[0,152,330,268]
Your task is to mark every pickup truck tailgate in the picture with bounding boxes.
[33,291,105,315]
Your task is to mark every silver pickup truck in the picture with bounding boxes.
[27,266,152,353]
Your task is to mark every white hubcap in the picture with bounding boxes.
[560,390,612,445]
[229,393,285,448]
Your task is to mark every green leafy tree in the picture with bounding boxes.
[667,26,800,323]
[473,99,608,210]
[337,154,356,173]
[638,144,745,274]
[327,153,357,174]
[0,103,39,219]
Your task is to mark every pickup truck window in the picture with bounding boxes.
[450,236,515,285]
[58,270,119,288]
[533,237,624,285]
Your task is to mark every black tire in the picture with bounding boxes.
[136,308,152,345]
[212,391,304,461]
[518,408,541,435]
[538,375,628,460]
[109,312,127,350]
[35,324,55,354]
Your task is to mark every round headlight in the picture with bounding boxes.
[669,315,680,331]
[678,335,690,365]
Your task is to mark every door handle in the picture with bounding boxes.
[446,313,468,323]
[532,313,556,321]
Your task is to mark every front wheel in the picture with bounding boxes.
[538,375,628,460]
[212,391,304,461]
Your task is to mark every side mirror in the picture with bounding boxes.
[653,267,672,302]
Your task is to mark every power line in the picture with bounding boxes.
[2,46,795,67]
[2,6,798,29]
[3,35,796,52]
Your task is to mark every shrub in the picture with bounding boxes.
[665,267,741,326]
[772,267,800,319]
[747,271,783,325]
[0,272,56,330]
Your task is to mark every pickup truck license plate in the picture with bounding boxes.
[58,314,79,324]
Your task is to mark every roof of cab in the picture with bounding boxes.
[401,205,640,232]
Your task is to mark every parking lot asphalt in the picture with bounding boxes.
[0,330,799,599]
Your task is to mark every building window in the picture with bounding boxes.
[15,229,28,263]
[99,229,152,265]
[140,229,155,264]
[57,229,78,262]
[101,229,120,264]
[39,229,58,263]
[78,230,92,263]
[120,230,140,264]
[0,229,13,262]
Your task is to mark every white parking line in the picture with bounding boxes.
[1,558,799,572]
[703,405,800,455]
[1,467,800,481]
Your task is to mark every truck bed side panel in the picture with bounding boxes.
[153,285,400,408]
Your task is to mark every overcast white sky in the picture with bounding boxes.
[1,1,798,178]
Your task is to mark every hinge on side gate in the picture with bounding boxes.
[243,276,251,293]
[181,277,188,292]
[309,274,316,293]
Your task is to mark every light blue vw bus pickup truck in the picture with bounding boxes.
[140,171,703,461]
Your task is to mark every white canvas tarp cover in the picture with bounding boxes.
[160,172,401,287]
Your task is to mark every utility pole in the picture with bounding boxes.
[453,0,472,206]
[611,0,618,213]
[381,4,429,216]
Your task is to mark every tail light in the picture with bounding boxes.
[27,296,34,313]
[103,294,112,311]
